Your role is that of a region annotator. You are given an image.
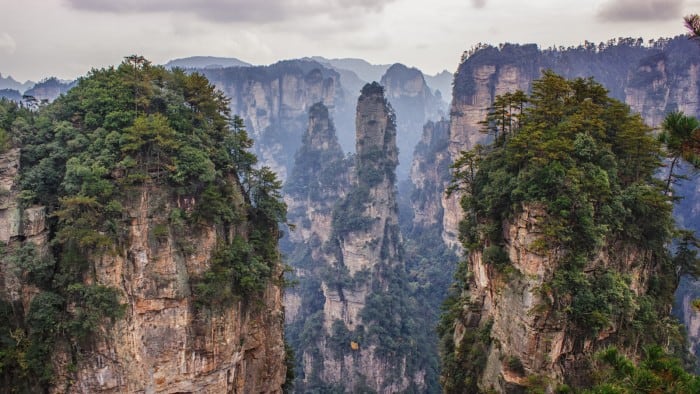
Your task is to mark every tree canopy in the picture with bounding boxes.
[441,71,697,392]
[0,56,287,389]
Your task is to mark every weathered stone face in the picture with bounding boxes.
[200,61,343,182]
[0,148,21,242]
[0,147,287,393]
[442,40,700,251]
[454,205,655,392]
[409,120,451,232]
[626,62,700,127]
[437,39,700,392]
[283,103,348,247]
[380,63,446,180]
[59,186,287,393]
[0,148,48,320]
[284,87,426,392]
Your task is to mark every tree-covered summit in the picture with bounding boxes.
[441,70,699,392]
[0,55,288,390]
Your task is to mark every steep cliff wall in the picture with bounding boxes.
[437,40,700,371]
[440,72,685,393]
[199,61,353,181]
[61,185,286,393]
[283,103,350,248]
[672,161,700,363]
[0,63,288,393]
[284,84,435,392]
[282,102,351,326]
[442,37,700,249]
[450,205,672,391]
[445,53,535,248]
[624,38,700,126]
[380,63,445,180]
[408,120,451,232]
[0,147,48,327]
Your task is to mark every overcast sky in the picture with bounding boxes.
[1,0,698,82]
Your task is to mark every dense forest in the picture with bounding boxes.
[0,57,289,391]
[440,71,700,392]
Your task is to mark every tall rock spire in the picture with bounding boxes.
[285,83,434,392]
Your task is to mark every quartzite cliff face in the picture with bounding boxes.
[282,102,351,325]
[200,61,352,181]
[439,69,686,393]
[67,186,287,393]
[441,37,700,249]
[380,63,445,179]
[408,120,451,233]
[0,162,287,393]
[0,65,288,393]
[424,40,700,371]
[0,148,48,310]
[284,84,432,392]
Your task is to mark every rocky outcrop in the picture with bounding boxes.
[456,205,565,390]
[0,148,48,315]
[624,40,700,127]
[0,64,289,392]
[199,61,352,181]
[438,56,691,391]
[675,276,700,366]
[441,37,700,249]
[0,148,23,241]
[436,39,700,381]
[282,103,350,325]
[380,63,444,179]
[64,186,287,393]
[285,83,430,392]
[408,120,451,232]
[314,82,418,392]
[445,47,537,248]
[672,162,700,363]
[452,202,664,392]
[0,143,287,393]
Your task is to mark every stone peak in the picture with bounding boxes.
[360,81,384,96]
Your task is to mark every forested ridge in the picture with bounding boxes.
[0,56,288,391]
[440,71,700,392]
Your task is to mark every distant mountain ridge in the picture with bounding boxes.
[423,69,453,102]
[309,56,391,83]
[308,56,452,101]
[172,56,449,183]
[24,77,76,102]
[0,73,34,94]
[0,89,21,102]
[164,56,252,69]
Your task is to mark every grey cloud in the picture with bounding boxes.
[471,0,486,8]
[0,33,16,54]
[597,0,684,22]
[65,0,397,23]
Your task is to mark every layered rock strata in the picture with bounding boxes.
[0,141,287,393]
